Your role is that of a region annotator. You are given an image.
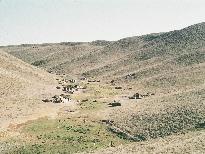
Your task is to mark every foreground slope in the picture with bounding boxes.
[91,129,205,154]
[0,50,61,131]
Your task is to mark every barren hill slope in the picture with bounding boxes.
[1,42,106,75]
[2,22,205,95]
[0,50,61,131]
[2,23,205,79]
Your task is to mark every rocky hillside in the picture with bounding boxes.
[2,22,205,80]
[2,22,205,96]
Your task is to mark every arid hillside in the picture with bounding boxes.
[2,22,205,80]
[0,50,62,131]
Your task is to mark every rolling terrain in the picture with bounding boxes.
[0,22,205,153]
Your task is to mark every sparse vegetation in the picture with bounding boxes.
[31,60,47,66]
[8,118,129,154]
[108,89,205,141]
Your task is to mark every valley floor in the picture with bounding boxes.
[0,74,130,153]
[1,72,205,154]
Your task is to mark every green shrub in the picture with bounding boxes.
[31,60,46,66]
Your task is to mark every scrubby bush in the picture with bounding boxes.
[31,60,46,66]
